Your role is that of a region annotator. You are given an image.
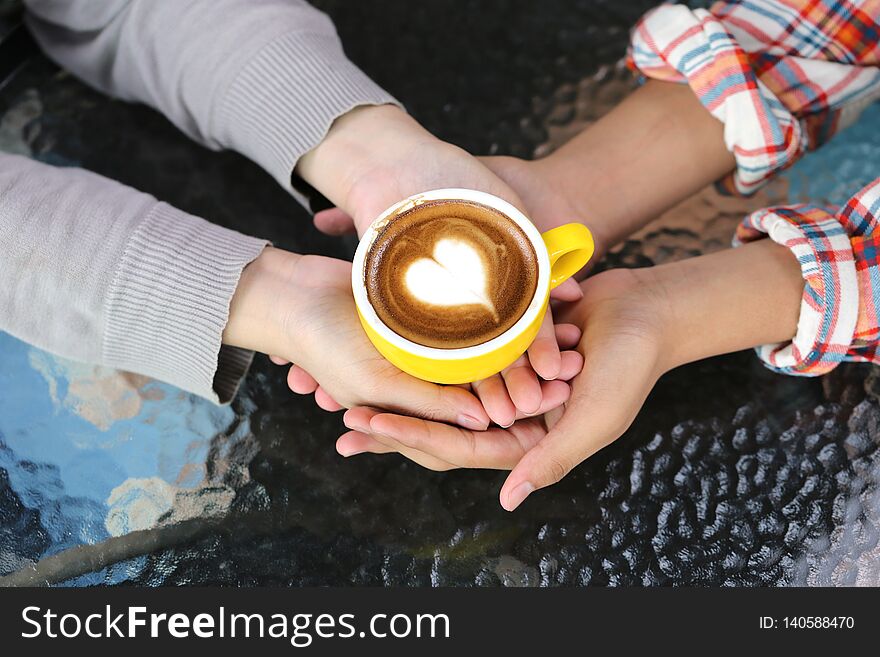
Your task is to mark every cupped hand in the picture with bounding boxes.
[226,248,494,430]
[336,267,673,510]
[274,317,584,426]
[267,270,585,424]
[313,153,607,265]
[295,105,584,400]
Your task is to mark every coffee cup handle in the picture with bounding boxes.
[541,223,595,289]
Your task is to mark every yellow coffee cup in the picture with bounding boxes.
[351,188,594,384]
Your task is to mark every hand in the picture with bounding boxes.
[314,81,738,260]
[310,152,600,277]
[338,267,670,508]
[272,317,585,427]
[477,155,610,264]
[268,322,585,429]
[310,154,602,256]
[298,105,544,239]
[295,104,583,403]
[336,239,804,510]
[224,247,491,429]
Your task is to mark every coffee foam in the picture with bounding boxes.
[404,238,498,316]
[364,200,538,349]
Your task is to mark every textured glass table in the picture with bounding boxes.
[2,0,879,586]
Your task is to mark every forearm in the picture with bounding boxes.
[647,175,880,378]
[25,0,398,196]
[537,80,735,250]
[0,153,267,402]
[649,239,803,372]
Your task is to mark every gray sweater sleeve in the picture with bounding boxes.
[3,0,399,402]
[0,153,268,402]
[24,0,399,191]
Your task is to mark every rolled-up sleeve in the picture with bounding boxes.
[734,177,880,375]
[629,1,880,375]
[628,1,880,196]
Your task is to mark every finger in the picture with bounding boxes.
[499,418,609,511]
[269,355,290,366]
[501,356,542,415]
[557,349,584,382]
[381,377,491,431]
[287,365,319,394]
[526,311,562,380]
[500,356,651,510]
[313,207,357,235]
[504,307,669,510]
[339,429,458,470]
[336,430,395,456]
[344,406,381,433]
[345,409,460,470]
[369,412,543,469]
[512,379,571,420]
[549,277,584,302]
[315,386,344,412]
[554,323,582,350]
[472,374,517,428]
[371,435,459,471]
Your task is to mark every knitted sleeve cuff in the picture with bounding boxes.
[103,203,269,403]
[215,29,401,204]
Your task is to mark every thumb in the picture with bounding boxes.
[313,207,357,235]
[498,361,654,511]
[549,277,584,302]
[498,416,614,512]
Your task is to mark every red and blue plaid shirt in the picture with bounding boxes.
[629,0,880,376]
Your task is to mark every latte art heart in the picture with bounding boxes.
[364,200,539,349]
[404,239,498,320]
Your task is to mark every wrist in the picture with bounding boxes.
[643,240,803,370]
[619,267,681,377]
[527,155,618,258]
[295,104,439,230]
[223,247,302,357]
[628,265,693,375]
[565,267,676,379]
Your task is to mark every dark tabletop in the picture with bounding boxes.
[1,0,879,587]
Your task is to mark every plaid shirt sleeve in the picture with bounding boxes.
[734,178,880,375]
[628,0,880,195]
[629,1,880,376]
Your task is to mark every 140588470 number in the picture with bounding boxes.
[783,617,855,629]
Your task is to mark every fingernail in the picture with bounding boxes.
[519,404,541,417]
[539,367,561,381]
[338,447,364,458]
[503,482,535,511]
[458,414,488,431]
[499,419,515,429]
[344,413,371,433]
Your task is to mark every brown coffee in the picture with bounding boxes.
[364,199,539,349]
